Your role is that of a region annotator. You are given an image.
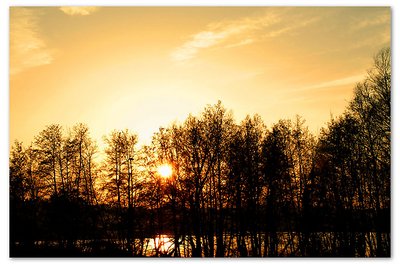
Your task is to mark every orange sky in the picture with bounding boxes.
[9,6,391,148]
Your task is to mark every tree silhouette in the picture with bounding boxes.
[9,47,390,257]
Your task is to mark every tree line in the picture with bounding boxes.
[10,48,390,257]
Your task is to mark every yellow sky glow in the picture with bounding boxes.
[10,7,391,148]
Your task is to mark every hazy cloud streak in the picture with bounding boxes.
[60,6,99,16]
[224,38,254,49]
[304,74,365,91]
[171,11,321,63]
[171,13,282,62]
[351,12,391,31]
[10,8,53,75]
[264,17,319,38]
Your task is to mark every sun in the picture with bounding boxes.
[157,164,173,178]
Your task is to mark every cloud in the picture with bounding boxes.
[171,13,282,62]
[170,31,228,62]
[59,6,99,16]
[171,10,319,63]
[10,8,53,75]
[224,38,254,49]
[304,74,365,91]
[351,11,390,31]
[265,17,319,38]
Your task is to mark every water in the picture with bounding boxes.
[14,232,389,257]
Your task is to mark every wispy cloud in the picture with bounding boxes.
[59,6,99,16]
[170,30,229,62]
[170,13,282,62]
[10,8,53,75]
[351,11,390,31]
[224,38,254,49]
[304,74,365,91]
[171,11,319,63]
[265,17,319,38]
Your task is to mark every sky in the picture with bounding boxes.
[9,6,391,148]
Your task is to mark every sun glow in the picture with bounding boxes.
[154,234,173,254]
[157,164,173,178]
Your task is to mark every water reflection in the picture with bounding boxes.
[153,235,174,255]
[139,232,389,257]
[14,232,389,257]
